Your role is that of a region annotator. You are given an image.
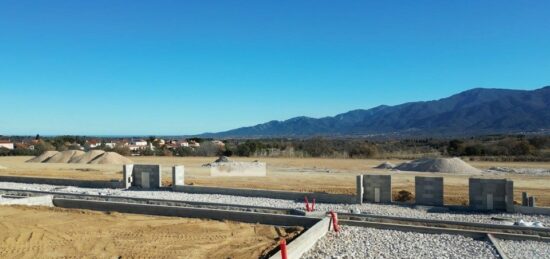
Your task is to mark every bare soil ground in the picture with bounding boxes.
[0,205,300,259]
[1,156,550,206]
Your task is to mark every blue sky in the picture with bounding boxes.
[1,1,549,135]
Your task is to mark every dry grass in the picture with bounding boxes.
[2,156,550,206]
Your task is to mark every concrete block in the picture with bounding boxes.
[356,175,364,204]
[172,165,185,187]
[415,176,444,206]
[132,164,162,189]
[363,174,391,203]
[123,164,134,189]
[522,192,529,206]
[469,178,513,211]
[528,196,536,207]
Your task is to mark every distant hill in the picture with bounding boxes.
[200,86,550,138]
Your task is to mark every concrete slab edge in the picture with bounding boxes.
[269,217,331,259]
[0,176,123,188]
[487,234,510,259]
[52,198,321,228]
[0,195,54,206]
[0,188,297,215]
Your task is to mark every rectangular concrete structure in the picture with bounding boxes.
[469,178,513,212]
[132,164,161,189]
[172,166,184,186]
[363,174,392,203]
[123,164,133,189]
[415,176,444,206]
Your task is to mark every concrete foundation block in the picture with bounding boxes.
[123,164,134,189]
[132,164,162,189]
[415,176,444,206]
[528,196,536,207]
[356,175,364,204]
[522,192,529,206]
[469,178,514,211]
[363,174,392,203]
[172,166,185,187]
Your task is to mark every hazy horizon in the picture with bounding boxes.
[2,1,550,135]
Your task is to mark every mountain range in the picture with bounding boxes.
[200,86,550,138]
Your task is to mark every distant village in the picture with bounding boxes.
[0,136,227,157]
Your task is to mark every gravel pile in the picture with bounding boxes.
[0,182,549,225]
[497,239,550,259]
[302,226,499,259]
[394,157,481,174]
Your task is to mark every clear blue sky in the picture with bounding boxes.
[1,1,549,136]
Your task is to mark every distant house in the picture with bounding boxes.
[211,140,225,147]
[0,140,14,150]
[188,140,200,148]
[132,139,148,147]
[87,139,101,148]
[104,142,116,149]
[179,141,189,147]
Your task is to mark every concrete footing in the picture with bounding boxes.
[0,195,53,206]
[269,217,330,259]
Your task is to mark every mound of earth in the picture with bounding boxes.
[26,151,59,163]
[394,157,481,174]
[45,150,86,163]
[374,162,395,169]
[69,150,106,164]
[88,152,133,165]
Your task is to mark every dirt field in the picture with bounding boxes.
[2,156,550,206]
[0,205,301,259]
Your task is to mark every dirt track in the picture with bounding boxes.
[0,206,301,259]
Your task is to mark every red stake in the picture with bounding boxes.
[280,239,288,259]
[312,198,316,211]
[329,210,340,232]
[304,196,311,212]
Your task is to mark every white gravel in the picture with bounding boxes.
[302,226,499,259]
[497,239,550,259]
[1,181,550,225]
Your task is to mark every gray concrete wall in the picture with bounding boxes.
[172,165,184,186]
[469,178,513,211]
[132,164,161,189]
[0,176,123,188]
[173,185,356,204]
[415,176,444,206]
[269,217,330,259]
[363,174,392,203]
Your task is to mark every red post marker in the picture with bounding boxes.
[280,239,288,259]
[329,210,340,232]
[312,198,316,211]
[304,196,311,212]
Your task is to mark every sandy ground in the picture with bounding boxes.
[1,156,550,206]
[0,205,301,259]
